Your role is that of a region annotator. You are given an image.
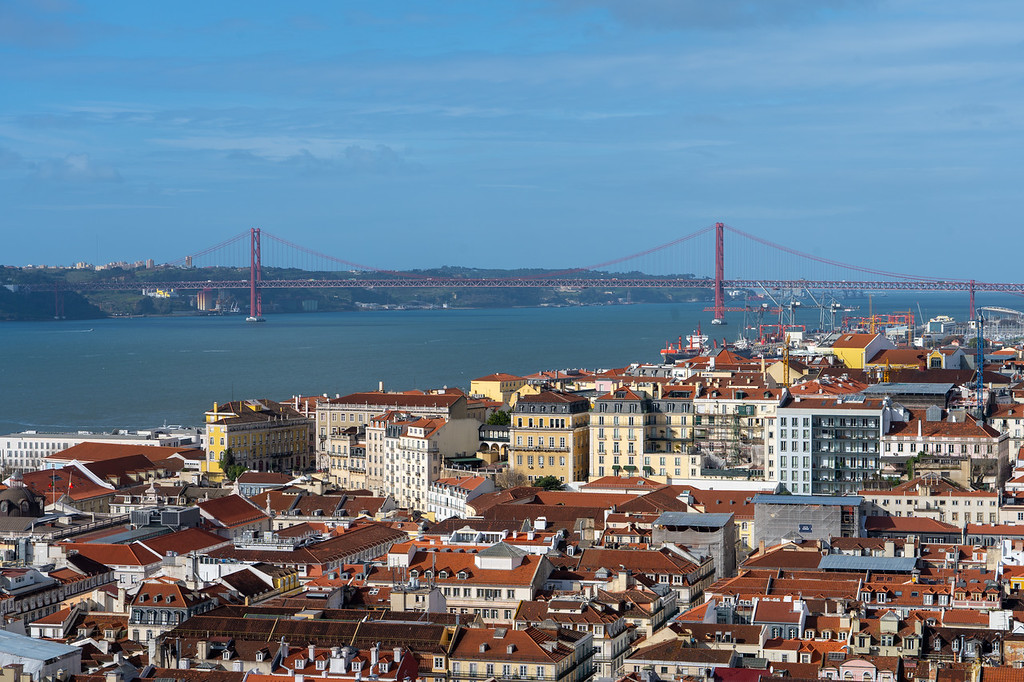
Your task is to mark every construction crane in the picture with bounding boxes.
[783,334,791,388]
[975,314,985,417]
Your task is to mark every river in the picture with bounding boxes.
[0,292,1016,434]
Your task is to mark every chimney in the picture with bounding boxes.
[371,644,379,666]
[393,647,402,664]
[308,644,316,661]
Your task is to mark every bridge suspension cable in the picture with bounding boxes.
[724,223,946,282]
[261,231,427,278]
[167,231,249,267]
[518,224,717,280]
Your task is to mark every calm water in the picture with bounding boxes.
[0,292,1016,434]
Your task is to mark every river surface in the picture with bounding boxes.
[0,292,1017,434]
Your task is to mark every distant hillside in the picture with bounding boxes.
[0,286,106,321]
[0,265,711,320]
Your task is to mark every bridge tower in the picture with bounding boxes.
[969,279,976,320]
[712,222,726,325]
[247,227,265,322]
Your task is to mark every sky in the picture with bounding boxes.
[2,0,1023,279]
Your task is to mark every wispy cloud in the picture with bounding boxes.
[33,153,121,182]
[556,0,868,30]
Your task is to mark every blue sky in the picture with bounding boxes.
[2,1,1022,279]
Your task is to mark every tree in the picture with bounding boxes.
[219,448,248,481]
[494,468,528,490]
[486,410,511,426]
[906,452,925,479]
[532,475,564,491]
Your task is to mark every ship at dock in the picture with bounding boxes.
[660,327,709,363]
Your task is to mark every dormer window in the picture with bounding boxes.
[439,570,449,579]
[316,660,326,671]
[457,571,468,580]
[409,570,419,578]
[352,662,362,672]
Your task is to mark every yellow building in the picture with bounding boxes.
[205,399,313,482]
[510,391,590,484]
[830,333,894,370]
[470,372,528,405]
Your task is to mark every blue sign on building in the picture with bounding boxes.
[798,523,812,533]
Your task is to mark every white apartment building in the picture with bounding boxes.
[769,395,895,495]
[427,475,495,520]
[366,413,478,510]
[1,428,201,473]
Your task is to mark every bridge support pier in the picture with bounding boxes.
[712,222,726,324]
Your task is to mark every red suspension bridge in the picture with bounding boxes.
[58,223,1017,321]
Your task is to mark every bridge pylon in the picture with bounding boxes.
[712,222,726,325]
[248,228,264,322]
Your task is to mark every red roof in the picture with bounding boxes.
[61,542,160,567]
[46,442,202,463]
[864,516,960,534]
[197,494,268,529]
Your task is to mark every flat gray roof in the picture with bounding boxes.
[0,628,80,660]
[818,555,917,572]
[752,494,862,506]
[654,512,733,528]
[862,383,955,395]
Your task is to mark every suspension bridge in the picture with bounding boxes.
[50,223,1019,321]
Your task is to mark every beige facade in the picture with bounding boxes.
[860,475,1000,527]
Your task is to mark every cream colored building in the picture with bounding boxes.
[860,474,1000,527]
